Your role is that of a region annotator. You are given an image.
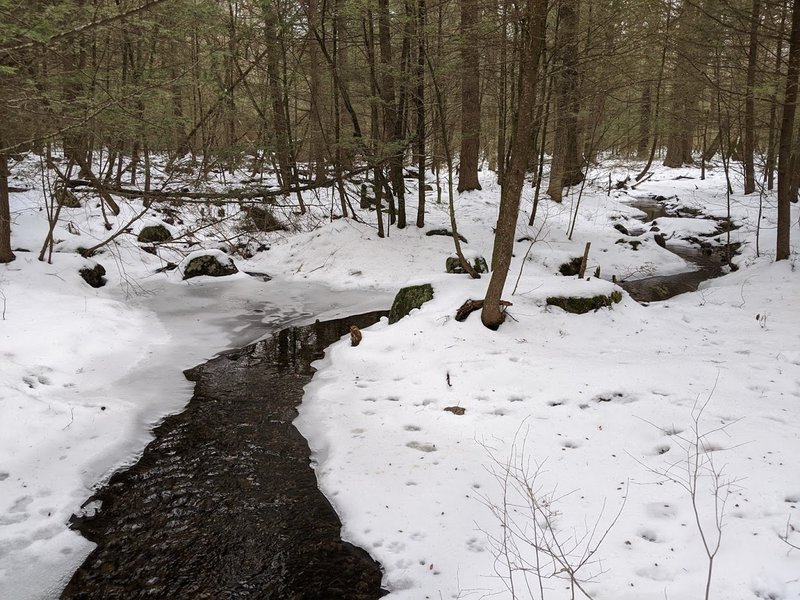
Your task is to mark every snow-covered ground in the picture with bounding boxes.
[1,157,799,599]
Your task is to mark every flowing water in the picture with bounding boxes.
[62,311,388,599]
[619,198,736,302]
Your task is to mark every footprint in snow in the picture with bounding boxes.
[652,444,671,455]
[637,528,660,543]
[406,441,436,452]
[9,495,33,512]
[644,502,678,519]
[593,391,635,404]
[635,564,674,582]
[0,471,9,481]
[661,425,684,436]
[0,513,29,526]
[404,425,422,432]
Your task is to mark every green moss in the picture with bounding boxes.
[546,292,622,314]
[79,263,106,288]
[388,284,434,324]
[446,256,487,274]
[183,254,239,279]
[559,257,583,276]
[137,224,172,243]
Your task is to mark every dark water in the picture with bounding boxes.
[62,311,388,600]
[620,198,734,302]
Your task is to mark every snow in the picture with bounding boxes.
[1,156,799,599]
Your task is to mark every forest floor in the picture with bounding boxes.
[1,156,799,600]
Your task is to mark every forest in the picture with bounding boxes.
[1,0,797,274]
[1,0,800,599]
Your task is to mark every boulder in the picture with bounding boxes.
[389,284,434,324]
[55,187,81,208]
[446,256,487,274]
[182,252,239,280]
[137,224,172,243]
[245,206,286,232]
[559,257,583,276]
[546,291,623,314]
[79,263,106,288]
[613,222,630,235]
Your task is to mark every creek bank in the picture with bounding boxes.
[618,197,740,302]
[62,311,388,599]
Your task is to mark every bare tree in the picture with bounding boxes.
[482,0,548,330]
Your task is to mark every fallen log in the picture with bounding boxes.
[455,298,512,322]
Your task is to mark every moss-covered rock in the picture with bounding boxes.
[137,224,172,243]
[615,239,642,251]
[446,256,488,274]
[79,263,106,288]
[546,291,623,314]
[55,187,81,208]
[389,283,434,324]
[559,257,583,276]
[182,253,239,279]
[244,206,286,232]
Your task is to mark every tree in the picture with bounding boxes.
[663,2,705,168]
[743,0,762,195]
[482,0,548,329]
[457,0,481,192]
[777,0,800,261]
[0,150,13,264]
[546,0,583,202]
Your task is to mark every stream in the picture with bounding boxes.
[618,197,737,302]
[57,196,734,598]
[61,311,388,599]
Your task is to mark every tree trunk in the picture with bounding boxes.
[457,0,481,192]
[482,0,548,329]
[265,7,292,192]
[546,0,582,203]
[638,81,652,158]
[744,0,761,195]
[415,0,426,228]
[496,0,508,184]
[307,0,327,183]
[378,0,404,226]
[766,3,787,191]
[777,0,800,261]
[0,152,14,263]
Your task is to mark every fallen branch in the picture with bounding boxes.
[630,172,654,189]
[456,298,512,322]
